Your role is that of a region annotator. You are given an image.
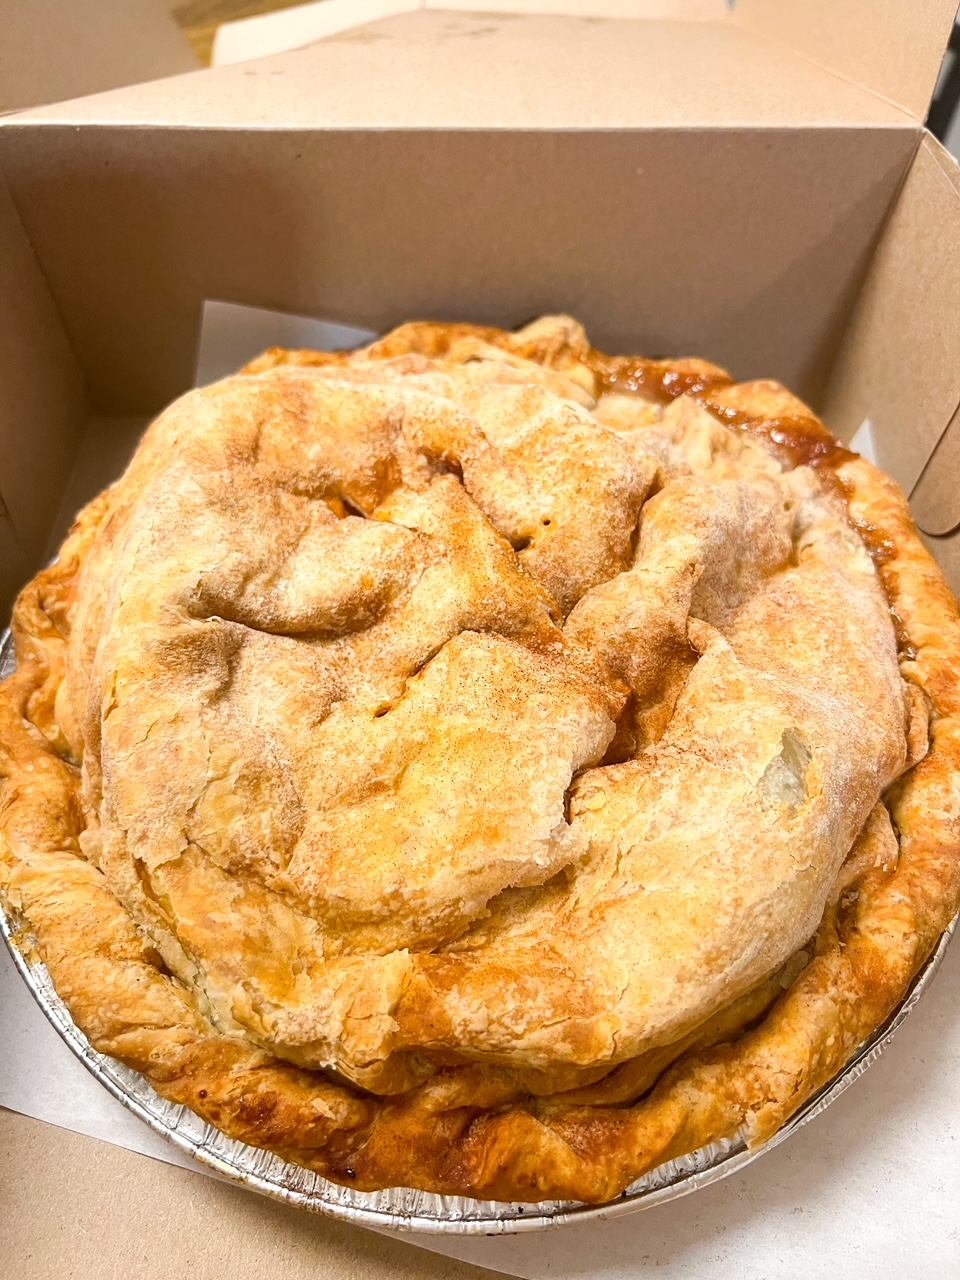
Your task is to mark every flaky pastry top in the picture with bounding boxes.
[2,316,959,1203]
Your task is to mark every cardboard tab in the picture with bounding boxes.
[823,135,960,500]
[0,0,198,115]
[911,402,960,537]
[735,0,958,120]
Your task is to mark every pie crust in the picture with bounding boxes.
[2,316,959,1204]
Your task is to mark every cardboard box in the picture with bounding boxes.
[1,3,960,1276]
[1,0,959,621]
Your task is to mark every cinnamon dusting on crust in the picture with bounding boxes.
[1,316,959,1204]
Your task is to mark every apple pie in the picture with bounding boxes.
[2,315,959,1203]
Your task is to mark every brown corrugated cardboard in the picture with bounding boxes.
[0,0,199,115]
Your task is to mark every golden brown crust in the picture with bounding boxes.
[2,317,959,1204]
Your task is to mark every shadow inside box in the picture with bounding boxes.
[6,123,916,423]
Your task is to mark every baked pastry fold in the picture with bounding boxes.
[2,316,959,1202]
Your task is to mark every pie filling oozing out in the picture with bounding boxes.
[2,316,960,1204]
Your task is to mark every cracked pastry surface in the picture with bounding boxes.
[2,315,959,1202]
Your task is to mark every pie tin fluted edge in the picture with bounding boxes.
[1,628,956,1235]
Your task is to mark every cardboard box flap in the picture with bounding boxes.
[822,134,960,533]
[10,9,914,130]
[0,176,87,609]
[0,0,199,116]
[911,403,960,537]
[0,109,916,417]
[213,0,727,65]
[735,0,958,122]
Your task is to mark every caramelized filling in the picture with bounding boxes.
[585,346,912,660]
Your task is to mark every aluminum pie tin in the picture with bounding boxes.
[1,627,956,1234]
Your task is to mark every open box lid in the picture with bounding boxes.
[0,0,198,116]
[209,0,959,123]
[1,0,960,589]
[7,0,957,130]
